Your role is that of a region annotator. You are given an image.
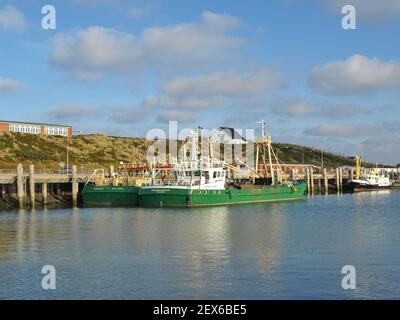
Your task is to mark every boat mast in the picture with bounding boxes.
[267,136,275,185]
[191,128,199,169]
[355,156,361,180]
[257,120,275,185]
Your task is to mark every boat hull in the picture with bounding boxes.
[82,185,139,207]
[347,182,392,192]
[138,182,307,208]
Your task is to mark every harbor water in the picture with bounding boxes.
[1,191,400,299]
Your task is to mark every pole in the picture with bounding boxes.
[42,182,48,205]
[323,168,328,194]
[267,137,275,185]
[66,136,69,172]
[310,167,314,194]
[72,165,78,207]
[17,163,24,208]
[29,164,35,208]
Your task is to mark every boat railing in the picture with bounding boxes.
[148,179,194,187]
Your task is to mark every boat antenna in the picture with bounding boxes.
[256,120,267,139]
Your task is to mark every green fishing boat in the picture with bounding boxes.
[139,126,307,208]
[82,168,145,207]
[139,181,306,208]
[82,185,139,207]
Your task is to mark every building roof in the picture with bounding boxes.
[0,120,72,128]
[214,127,246,141]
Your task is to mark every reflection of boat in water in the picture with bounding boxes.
[139,125,307,208]
[347,157,392,192]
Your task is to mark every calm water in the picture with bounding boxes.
[1,191,400,300]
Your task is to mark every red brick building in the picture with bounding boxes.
[0,120,72,137]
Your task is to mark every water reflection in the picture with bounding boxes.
[0,192,400,299]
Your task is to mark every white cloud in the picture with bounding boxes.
[48,106,98,121]
[0,77,21,93]
[157,110,197,123]
[127,3,158,18]
[50,27,142,80]
[0,6,26,32]
[109,107,150,123]
[163,68,284,98]
[309,55,400,95]
[361,134,400,165]
[137,68,284,114]
[321,0,400,22]
[270,96,363,118]
[143,95,222,110]
[271,97,315,117]
[304,123,377,138]
[50,11,245,80]
[72,0,120,7]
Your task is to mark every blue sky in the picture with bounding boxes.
[0,0,399,163]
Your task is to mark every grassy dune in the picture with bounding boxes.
[0,132,360,170]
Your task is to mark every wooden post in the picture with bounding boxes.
[29,164,35,208]
[17,164,24,208]
[42,182,48,205]
[339,167,343,191]
[310,167,314,194]
[306,168,310,195]
[323,168,328,194]
[72,165,78,207]
[1,184,5,199]
[318,177,322,193]
[336,168,340,192]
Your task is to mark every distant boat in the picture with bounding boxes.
[350,173,392,192]
[347,157,392,192]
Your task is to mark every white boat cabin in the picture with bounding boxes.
[174,167,227,190]
[352,169,391,187]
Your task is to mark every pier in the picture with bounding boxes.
[1,163,398,209]
[0,164,90,209]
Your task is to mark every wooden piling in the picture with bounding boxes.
[29,164,35,208]
[318,177,322,193]
[336,168,340,192]
[310,167,314,194]
[42,182,48,205]
[72,165,78,207]
[323,168,328,194]
[1,184,5,199]
[306,168,310,195]
[17,164,24,208]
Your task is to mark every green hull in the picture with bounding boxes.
[82,185,139,207]
[138,182,307,208]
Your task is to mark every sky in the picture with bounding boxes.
[0,0,399,164]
